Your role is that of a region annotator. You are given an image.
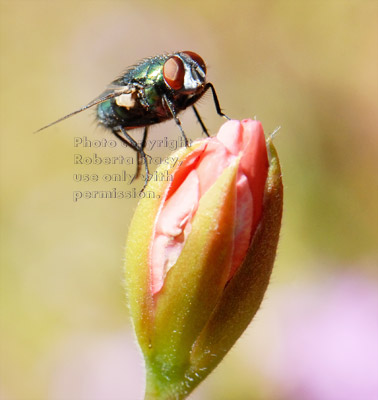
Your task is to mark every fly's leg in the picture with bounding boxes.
[141,126,149,150]
[162,94,189,147]
[186,82,230,137]
[135,126,149,181]
[204,82,230,120]
[112,126,150,190]
[192,105,210,137]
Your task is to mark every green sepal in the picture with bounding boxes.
[144,159,240,398]
[125,144,201,354]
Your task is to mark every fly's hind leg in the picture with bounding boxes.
[112,126,150,190]
[135,126,150,184]
[140,126,149,150]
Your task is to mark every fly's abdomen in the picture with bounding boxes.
[97,98,141,128]
[96,100,112,127]
[97,100,123,128]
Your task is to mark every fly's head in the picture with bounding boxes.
[163,51,207,95]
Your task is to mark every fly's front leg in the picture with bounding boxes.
[186,83,229,137]
[162,94,189,147]
[204,82,230,120]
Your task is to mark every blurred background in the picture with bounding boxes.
[1,1,377,399]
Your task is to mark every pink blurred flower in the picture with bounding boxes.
[48,331,144,400]
[259,273,378,400]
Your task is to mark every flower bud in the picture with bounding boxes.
[125,119,283,399]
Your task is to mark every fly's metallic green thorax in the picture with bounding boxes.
[97,55,169,129]
[36,51,229,188]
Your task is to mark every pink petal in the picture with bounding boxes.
[156,170,200,237]
[150,119,269,294]
[195,140,234,196]
[229,173,253,278]
[151,170,200,293]
[239,120,269,233]
[216,120,244,155]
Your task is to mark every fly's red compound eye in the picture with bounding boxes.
[163,56,185,90]
[182,51,206,74]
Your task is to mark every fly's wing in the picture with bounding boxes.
[34,85,133,133]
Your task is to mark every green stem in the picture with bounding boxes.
[144,366,194,400]
[144,372,179,400]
